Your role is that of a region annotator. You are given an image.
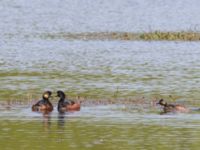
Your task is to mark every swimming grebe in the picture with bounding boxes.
[32,91,53,112]
[56,90,80,112]
[157,99,189,113]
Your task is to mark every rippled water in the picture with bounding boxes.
[1,0,200,33]
[1,0,200,100]
[0,40,200,101]
[1,104,200,150]
[1,0,200,149]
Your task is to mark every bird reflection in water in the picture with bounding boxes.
[41,110,52,131]
[57,112,65,130]
[56,112,66,143]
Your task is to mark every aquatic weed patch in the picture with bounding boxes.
[42,31,200,41]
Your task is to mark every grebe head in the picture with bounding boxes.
[157,99,167,106]
[43,91,52,100]
[56,90,66,99]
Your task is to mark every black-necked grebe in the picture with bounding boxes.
[56,90,80,113]
[32,91,53,112]
[157,99,189,113]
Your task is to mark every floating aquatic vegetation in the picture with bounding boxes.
[41,31,200,41]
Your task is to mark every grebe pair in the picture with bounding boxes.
[32,90,80,113]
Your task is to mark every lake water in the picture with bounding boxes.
[1,0,200,150]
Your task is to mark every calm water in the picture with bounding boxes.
[1,0,200,150]
[1,105,200,150]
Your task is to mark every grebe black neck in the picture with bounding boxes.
[157,99,167,107]
[56,90,66,101]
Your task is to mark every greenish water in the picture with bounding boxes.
[1,0,200,149]
[1,105,200,150]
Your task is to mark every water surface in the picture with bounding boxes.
[1,0,200,150]
[0,40,200,101]
[1,104,200,150]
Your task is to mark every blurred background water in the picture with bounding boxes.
[0,0,200,149]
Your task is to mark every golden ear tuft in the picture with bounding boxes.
[43,93,49,99]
